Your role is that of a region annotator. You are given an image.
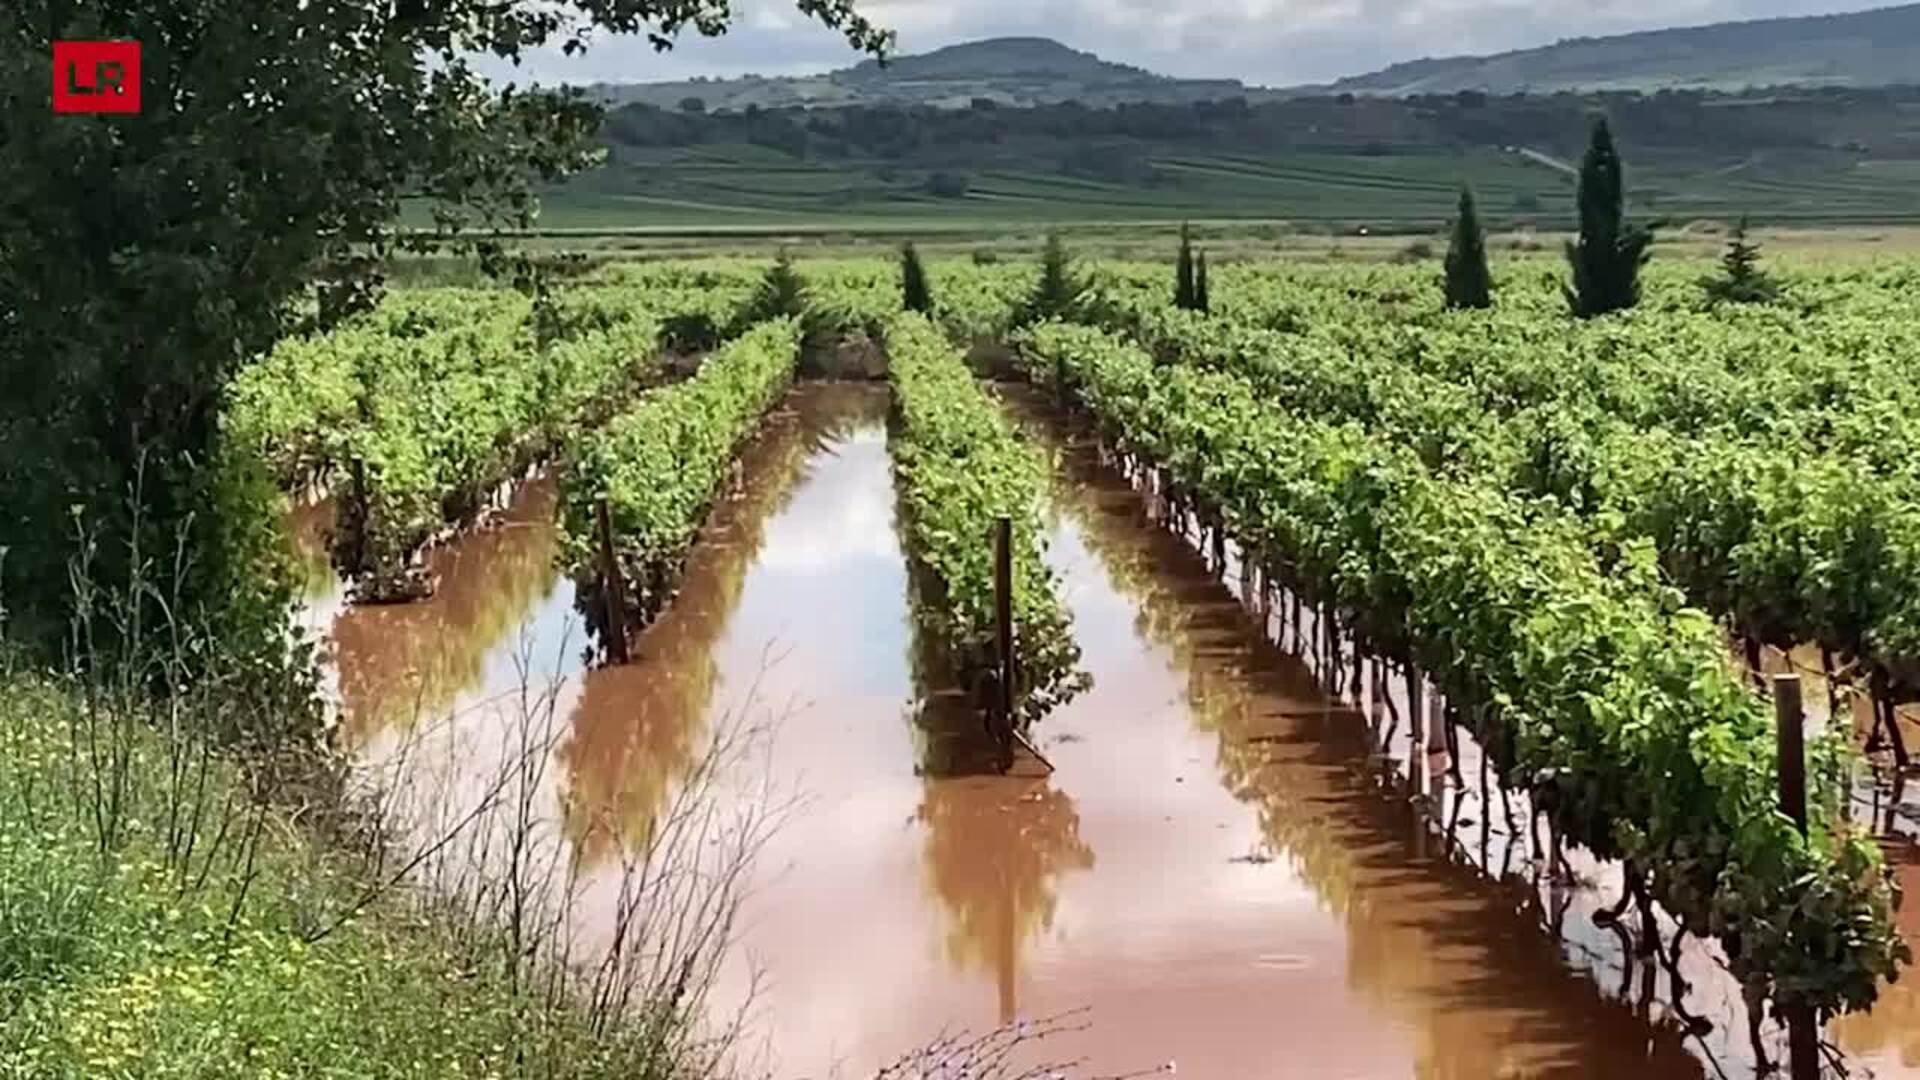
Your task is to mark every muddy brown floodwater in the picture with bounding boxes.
[291,378,1920,1080]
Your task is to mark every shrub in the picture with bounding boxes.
[1701,216,1780,306]
[1443,186,1493,309]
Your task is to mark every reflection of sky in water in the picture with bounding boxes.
[719,428,910,707]
[713,400,1714,1080]
[293,382,1738,1080]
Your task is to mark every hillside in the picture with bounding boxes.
[546,7,1920,232]
[539,84,1920,231]
[587,36,1248,110]
[1321,3,1920,95]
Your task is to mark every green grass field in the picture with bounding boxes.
[508,142,1920,237]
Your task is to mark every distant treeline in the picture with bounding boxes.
[602,85,1920,168]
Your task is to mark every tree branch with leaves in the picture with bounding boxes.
[0,0,890,665]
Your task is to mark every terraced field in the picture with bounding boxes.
[518,143,1920,233]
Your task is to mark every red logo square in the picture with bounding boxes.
[53,41,141,114]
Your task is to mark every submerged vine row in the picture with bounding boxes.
[228,277,756,599]
[1098,296,1920,728]
[559,318,802,638]
[1014,318,1906,1018]
[883,312,1088,729]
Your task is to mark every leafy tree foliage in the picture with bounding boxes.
[599,85,1920,193]
[0,1,887,659]
[1702,216,1780,305]
[1564,117,1654,318]
[1444,186,1493,309]
[901,242,933,314]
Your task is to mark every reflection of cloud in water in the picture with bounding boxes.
[711,422,909,706]
[561,384,898,868]
[752,429,898,574]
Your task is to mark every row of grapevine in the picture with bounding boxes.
[229,267,765,495]
[225,293,534,492]
[1012,319,1906,1018]
[546,279,752,353]
[558,318,803,635]
[1105,292,1920,464]
[798,259,903,338]
[927,262,1040,342]
[882,312,1088,730]
[229,277,760,599]
[1094,253,1920,331]
[1102,295,1920,718]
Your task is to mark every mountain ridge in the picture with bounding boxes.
[1317,3,1920,95]
[588,4,1920,110]
[588,35,1246,111]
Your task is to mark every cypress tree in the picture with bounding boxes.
[1444,186,1493,310]
[1702,216,1778,305]
[1194,250,1211,314]
[1174,223,1196,310]
[1017,233,1080,326]
[1564,117,1654,318]
[901,241,933,314]
[745,248,807,324]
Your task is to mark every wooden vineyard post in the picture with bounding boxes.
[1319,607,1332,687]
[1323,609,1337,691]
[1776,675,1808,832]
[1407,663,1426,797]
[1428,686,1448,755]
[596,499,630,665]
[994,516,1016,770]
[1772,674,1817,1080]
[1408,665,1424,747]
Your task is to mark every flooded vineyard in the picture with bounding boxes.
[287,379,1920,1080]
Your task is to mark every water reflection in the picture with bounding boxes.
[286,494,339,607]
[327,479,562,744]
[293,370,1744,1078]
[1002,386,1706,1079]
[560,383,891,868]
[916,776,1095,1024]
[1831,847,1920,1074]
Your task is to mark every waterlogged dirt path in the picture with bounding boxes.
[292,379,1741,1079]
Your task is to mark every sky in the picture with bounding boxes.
[471,0,1886,89]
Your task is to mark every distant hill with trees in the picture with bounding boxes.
[1316,3,1920,95]
[587,5,1920,114]
[546,6,1920,229]
[589,37,1249,111]
[552,83,1920,228]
